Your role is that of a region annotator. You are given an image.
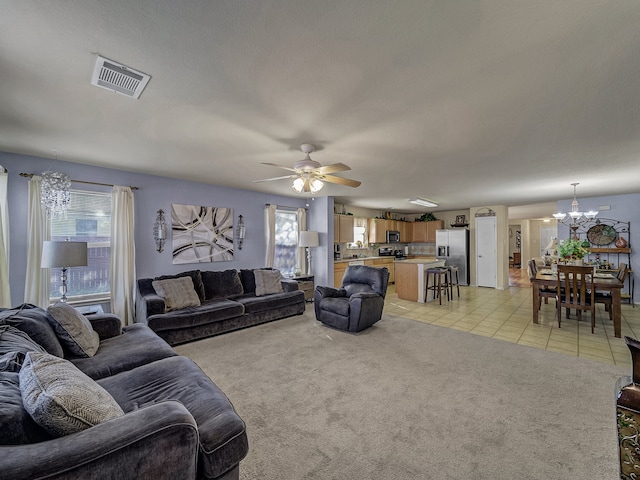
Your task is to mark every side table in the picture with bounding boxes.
[292,275,315,302]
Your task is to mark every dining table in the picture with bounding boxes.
[532,269,624,337]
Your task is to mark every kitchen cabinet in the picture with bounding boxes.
[411,220,444,243]
[398,221,411,242]
[368,218,398,243]
[372,257,395,283]
[334,215,354,243]
[334,262,348,288]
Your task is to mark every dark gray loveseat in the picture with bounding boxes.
[135,268,306,346]
[0,304,248,480]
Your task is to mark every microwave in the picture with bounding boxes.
[386,230,400,243]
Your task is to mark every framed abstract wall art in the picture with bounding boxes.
[171,204,234,264]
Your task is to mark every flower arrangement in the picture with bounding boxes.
[557,238,590,261]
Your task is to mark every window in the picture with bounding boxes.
[273,209,299,276]
[49,190,111,302]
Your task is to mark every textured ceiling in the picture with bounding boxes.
[1,0,640,218]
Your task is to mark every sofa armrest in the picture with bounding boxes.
[87,314,122,340]
[281,279,299,292]
[135,292,166,323]
[0,401,198,480]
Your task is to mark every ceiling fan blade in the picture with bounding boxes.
[315,163,351,175]
[260,162,298,173]
[321,175,361,188]
[253,174,298,183]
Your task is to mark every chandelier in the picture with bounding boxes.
[41,171,71,217]
[553,183,597,239]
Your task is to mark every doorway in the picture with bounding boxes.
[476,216,497,288]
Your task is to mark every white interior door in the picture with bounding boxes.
[476,216,497,288]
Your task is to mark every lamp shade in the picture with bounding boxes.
[41,241,88,268]
[299,231,319,248]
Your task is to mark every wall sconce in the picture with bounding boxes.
[153,209,166,253]
[237,215,246,250]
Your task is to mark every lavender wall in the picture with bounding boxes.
[0,151,317,307]
[557,192,640,303]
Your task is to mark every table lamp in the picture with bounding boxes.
[41,241,88,302]
[299,231,319,276]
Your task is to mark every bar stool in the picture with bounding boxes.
[447,266,460,298]
[425,267,450,305]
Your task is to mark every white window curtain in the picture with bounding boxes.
[0,167,10,307]
[297,207,307,274]
[265,204,276,267]
[24,176,50,307]
[110,186,136,325]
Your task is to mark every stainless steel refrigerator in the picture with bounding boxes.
[436,229,470,285]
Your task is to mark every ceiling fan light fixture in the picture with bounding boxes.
[408,197,438,208]
[292,176,324,194]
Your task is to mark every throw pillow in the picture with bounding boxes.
[154,270,206,301]
[201,270,244,299]
[19,352,124,437]
[152,276,201,312]
[0,304,64,357]
[254,269,284,297]
[0,325,47,372]
[46,302,100,358]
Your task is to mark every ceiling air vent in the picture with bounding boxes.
[91,56,151,99]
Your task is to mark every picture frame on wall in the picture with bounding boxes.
[455,215,466,224]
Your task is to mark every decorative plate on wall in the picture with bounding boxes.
[586,224,617,246]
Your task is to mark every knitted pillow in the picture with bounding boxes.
[152,276,201,312]
[46,303,100,358]
[254,270,284,296]
[154,270,205,301]
[19,352,124,437]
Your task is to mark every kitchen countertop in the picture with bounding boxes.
[334,256,436,264]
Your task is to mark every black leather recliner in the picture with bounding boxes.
[314,265,389,332]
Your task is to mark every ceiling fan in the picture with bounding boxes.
[254,144,361,194]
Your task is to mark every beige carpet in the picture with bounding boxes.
[176,310,627,479]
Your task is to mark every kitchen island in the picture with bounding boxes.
[394,258,446,302]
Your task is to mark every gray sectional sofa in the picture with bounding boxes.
[135,268,306,345]
[0,304,248,480]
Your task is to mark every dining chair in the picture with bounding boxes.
[595,263,627,321]
[528,259,556,310]
[556,265,596,333]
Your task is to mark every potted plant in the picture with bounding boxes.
[557,238,590,264]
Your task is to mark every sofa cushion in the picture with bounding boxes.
[254,269,284,296]
[236,290,305,314]
[69,323,177,380]
[152,276,202,312]
[319,297,350,317]
[201,269,244,299]
[0,325,47,372]
[240,269,257,295]
[19,352,125,437]
[0,371,51,444]
[46,302,100,357]
[146,299,245,333]
[155,270,206,301]
[98,356,248,479]
[0,305,64,357]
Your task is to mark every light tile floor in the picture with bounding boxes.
[382,282,640,368]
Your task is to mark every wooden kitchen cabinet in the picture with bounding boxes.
[426,220,444,242]
[373,257,395,283]
[411,220,443,242]
[333,262,348,287]
[398,221,411,242]
[368,218,398,243]
[334,215,354,243]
